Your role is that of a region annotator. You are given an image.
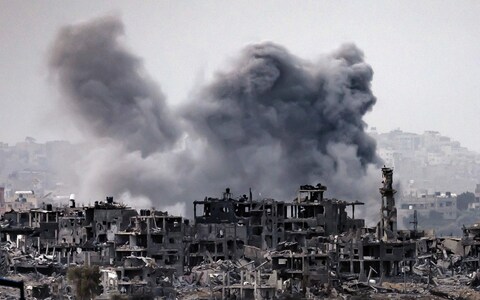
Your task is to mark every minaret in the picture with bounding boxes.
[378,166,397,241]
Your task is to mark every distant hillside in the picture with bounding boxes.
[370,129,480,195]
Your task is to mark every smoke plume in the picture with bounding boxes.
[183,43,381,199]
[49,15,382,220]
[49,16,179,157]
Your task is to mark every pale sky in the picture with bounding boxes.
[1,1,479,151]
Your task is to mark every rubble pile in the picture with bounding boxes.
[0,271,68,299]
[0,240,70,299]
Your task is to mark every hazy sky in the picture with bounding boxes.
[1,1,479,151]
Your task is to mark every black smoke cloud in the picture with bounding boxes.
[49,16,179,157]
[49,16,382,220]
[184,43,380,195]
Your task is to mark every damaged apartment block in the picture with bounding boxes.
[2,168,480,299]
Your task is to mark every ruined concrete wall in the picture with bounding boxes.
[58,217,86,246]
[93,208,137,242]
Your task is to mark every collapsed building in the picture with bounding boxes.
[1,167,480,299]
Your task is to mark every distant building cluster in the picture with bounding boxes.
[371,129,480,195]
[398,192,458,221]
[0,138,78,214]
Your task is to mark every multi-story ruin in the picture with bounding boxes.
[0,167,480,299]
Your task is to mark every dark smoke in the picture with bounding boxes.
[48,16,382,221]
[49,16,179,157]
[184,42,380,198]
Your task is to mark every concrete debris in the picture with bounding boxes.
[0,168,480,298]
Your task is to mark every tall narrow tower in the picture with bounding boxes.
[378,167,397,241]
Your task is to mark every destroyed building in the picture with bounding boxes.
[1,168,480,299]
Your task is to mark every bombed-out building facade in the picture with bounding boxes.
[1,167,480,299]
